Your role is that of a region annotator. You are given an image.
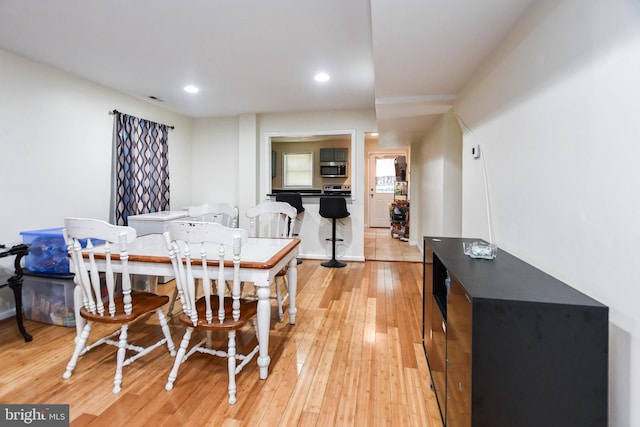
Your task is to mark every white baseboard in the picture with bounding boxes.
[0,307,16,321]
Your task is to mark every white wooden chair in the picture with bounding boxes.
[245,201,297,322]
[62,217,176,394]
[187,202,239,228]
[163,221,258,404]
[275,192,305,265]
[166,202,239,316]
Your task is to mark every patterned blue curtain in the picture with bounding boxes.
[112,112,170,225]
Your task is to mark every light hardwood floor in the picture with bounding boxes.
[0,259,442,426]
[364,227,422,262]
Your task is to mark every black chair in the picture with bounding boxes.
[276,193,305,264]
[319,197,350,268]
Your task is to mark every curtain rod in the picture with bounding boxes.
[110,109,175,130]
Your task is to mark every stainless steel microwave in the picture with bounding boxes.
[320,161,347,178]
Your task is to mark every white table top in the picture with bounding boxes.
[92,233,300,270]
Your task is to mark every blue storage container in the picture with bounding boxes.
[20,227,106,275]
[20,227,69,275]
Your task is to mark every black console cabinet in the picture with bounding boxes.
[423,237,608,427]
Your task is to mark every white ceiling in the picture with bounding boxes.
[0,0,534,146]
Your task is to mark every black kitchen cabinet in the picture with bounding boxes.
[422,237,608,427]
[319,148,348,162]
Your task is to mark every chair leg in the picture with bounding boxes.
[156,309,176,356]
[113,324,129,393]
[63,321,92,379]
[167,287,179,316]
[166,327,193,391]
[228,330,237,404]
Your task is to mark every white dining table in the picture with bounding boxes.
[72,233,300,380]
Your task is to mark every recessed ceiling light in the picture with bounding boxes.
[314,72,330,83]
[184,85,199,93]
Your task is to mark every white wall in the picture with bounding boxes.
[455,1,640,425]
[441,113,463,237]
[189,115,240,207]
[412,111,463,250]
[238,113,259,230]
[0,49,193,317]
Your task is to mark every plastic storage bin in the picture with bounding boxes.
[20,227,69,274]
[22,272,75,327]
[20,227,105,274]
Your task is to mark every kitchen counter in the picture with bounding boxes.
[268,189,351,197]
[257,191,364,264]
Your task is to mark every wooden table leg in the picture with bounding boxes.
[256,281,271,379]
[287,256,297,325]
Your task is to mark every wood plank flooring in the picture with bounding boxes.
[365,227,422,262]
[0,259,442,426]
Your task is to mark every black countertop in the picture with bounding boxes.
[424,236,605,307]
[268,189,350,197]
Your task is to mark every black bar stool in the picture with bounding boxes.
[275,193,305,228]
[276,193,305,264]
[319,197,350,268]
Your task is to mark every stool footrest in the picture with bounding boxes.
[325,238,344,242]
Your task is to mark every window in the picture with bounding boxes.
[375,157,396,193]
[283,152,313,188]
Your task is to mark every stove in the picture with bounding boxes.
[322,184,351,195]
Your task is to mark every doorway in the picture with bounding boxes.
[364,138,417,261]
[367,152,406,228]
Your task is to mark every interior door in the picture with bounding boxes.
[368,153,401,228]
